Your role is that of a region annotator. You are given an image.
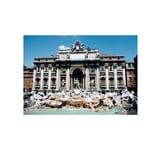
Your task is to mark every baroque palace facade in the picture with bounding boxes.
[32,41,128,94]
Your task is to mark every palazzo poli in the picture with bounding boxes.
[32,41,127,94]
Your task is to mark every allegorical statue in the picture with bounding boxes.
[74,78,80,89]
[90,79,95,88]
[61,79,65,88]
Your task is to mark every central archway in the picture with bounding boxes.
[72,69,83,89]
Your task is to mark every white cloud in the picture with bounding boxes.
[58,45,70,50]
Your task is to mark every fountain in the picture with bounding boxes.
[24,85,137,115]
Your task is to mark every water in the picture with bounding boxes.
[24,107,123,115]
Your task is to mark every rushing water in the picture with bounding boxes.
[24,106,126,115]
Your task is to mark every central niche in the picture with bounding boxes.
[72,69,83,89]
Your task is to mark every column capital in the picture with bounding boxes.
[105,63,109,69]
[113,63,117,69]
[122,62,126,68]
[113,62,117,66]
[40,64,44,69]
[55,64,60,68]
[48,64,52,69]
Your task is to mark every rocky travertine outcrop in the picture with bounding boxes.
[24,89,137,114]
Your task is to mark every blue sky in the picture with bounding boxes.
[24,35,137,67]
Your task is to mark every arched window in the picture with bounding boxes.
[36,78,40,86]
[43,78,48,86]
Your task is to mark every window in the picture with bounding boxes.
[44,73,48,76]
[117,65,121,70]
[109,66,113,71]
[36,78,40,86]
[52,67,55,72]
[43,78,48,86]
[51,78,56,86]
[61,68,66,74]
[100,72,105,76]
[36,73,40,76]
[44,66,48,72]
[37,66,40,72]
[117,72,123,76]
[90,68,95,73]
[100,77,105,86]
[118,79,123,85]
[101,66,105,71]
[109,72,114,76]
[109,79,114,85]
[129,71,133,74]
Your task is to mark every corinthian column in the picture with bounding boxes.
[32,66,36,91]
[48,64,52,91]
[66,67,70,90]
[105,64,109,90]
[96,63,100,90]
[122,64,126,87]
[85,67,89,90]
[114,63,117,90]
[40,65,44,90]
[56,66,60,90]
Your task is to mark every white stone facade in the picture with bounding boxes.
[32,41,126,94]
